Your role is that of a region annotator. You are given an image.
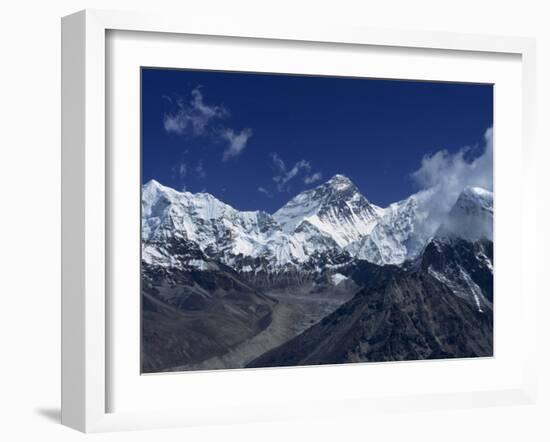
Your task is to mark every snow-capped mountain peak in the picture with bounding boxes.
[142,180,282,265]
[436,186,493,241]
[455,186,493,213]
[326,173,354,190]
[273,174,383,247]
[141,176,385,273]
[142,178,494,275]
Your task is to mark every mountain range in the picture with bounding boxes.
[141,174,493,372]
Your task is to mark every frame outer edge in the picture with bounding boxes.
[60,8,538,432]
[89,8,532,55]
[62,9,108,433]
[61,10,87,432]
[84,8,108,432]
[521,39,538,403]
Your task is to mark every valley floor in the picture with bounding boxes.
[163,289,354,372]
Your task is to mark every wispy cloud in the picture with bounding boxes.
[269,152,322,192]
[276,160,311,189]
[304,172,323,185]
[163,87,252,161]
[171,162,187,179]
[270,152,286,173]
[163,87,227,136]
[257,186,272,197]
[221,128,253,161]
[195,160,206,178]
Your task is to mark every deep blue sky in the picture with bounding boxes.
[142,68,492,212]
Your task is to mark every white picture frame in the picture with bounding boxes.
[61,9,537,433]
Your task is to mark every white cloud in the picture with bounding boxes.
[163,87,251,161]
[282,160,311,184]
[304,172,323,184]
[410,126,493,236]
[190,87,227,120]
[412,127,493,192]
[269,153,323,192]
[221,128,253,161]
[270,152,286,173]
[163,87,227,136]
[273,159,311,191]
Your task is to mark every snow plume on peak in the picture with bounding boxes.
[408,127,493,241]
[459,186,493,210]
[412,128,493,193]
[436,186,493,241]
[346,183,493,265]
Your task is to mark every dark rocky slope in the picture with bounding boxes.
[141,256,276,373]
[248,264,492,368]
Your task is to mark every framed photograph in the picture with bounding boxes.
[61,9,537,432]
[140,68,495,374]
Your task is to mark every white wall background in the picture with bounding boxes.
[0,1,548,440]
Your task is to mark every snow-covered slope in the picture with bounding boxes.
[142,178,495,372]
[142,177,494,273]
[436,186,493,241]
[274,174,383,247]
[143,179,276,247]
[345,186,494,265]
[142,178,361,272]
[142,179,281,269]
[345,193,427,265]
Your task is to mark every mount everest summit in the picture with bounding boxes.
[141,174,493,372]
